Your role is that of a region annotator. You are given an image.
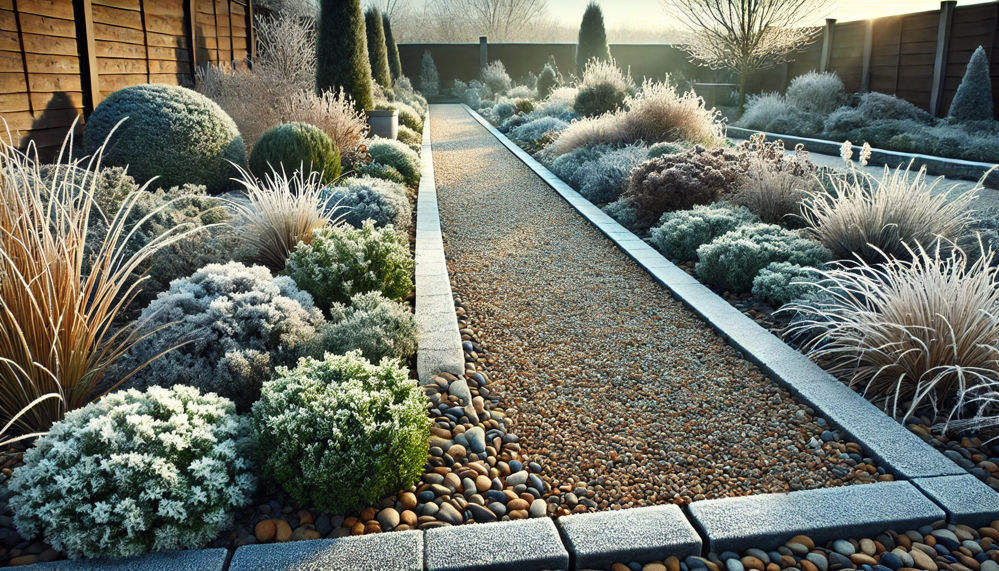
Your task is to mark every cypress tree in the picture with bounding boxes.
[948,45,994,122]
[383,13,403,81]
[365,7,392,89]
[537,63,557,99]
[420,51,439,98]
[576,2,610,74]
[316,0,373,111]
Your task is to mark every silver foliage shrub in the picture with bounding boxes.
[321,175,412,231]
[320,291,418,362]
[650,202,759,262]
[549,143,649,203]
[9,385,255,558]
[785,71,846,115]
[751,261,821,306]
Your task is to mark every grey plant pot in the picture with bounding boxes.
[366,109,398,140]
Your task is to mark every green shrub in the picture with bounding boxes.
[320,291,418,362]
[857,92,934,124]
[577,1,610,73]
[621,145,748,232]
[383,13,403,80]
[249,122,341,182]
[284,220,413,310]
[397,124,422,152]
[420,51,440,98]
[650,203,759,262]
[377,101,423,132]
[316,0,373,111]
[117,262,327,410]
[575,81,627,117]
[252,351,429,513]
[949,45,994,122]
[515,99,535,114]
[538,63,558,99]
[357,161,407,185]
[647,141,684,158]
[751,262,821,306]
[695,223,831,292]
[365,7,391,88]
[785,72,846,115]
[366,138,421,187]
[9,385,255,559]
[321,175,411,231]
[83,84,245,194]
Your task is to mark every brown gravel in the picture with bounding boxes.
[430,104,889,512]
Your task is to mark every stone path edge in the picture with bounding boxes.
[726,125,996,182]
[461,104,999,530]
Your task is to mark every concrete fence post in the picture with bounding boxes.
[860,19,874,92]
[820,18,837,73]
[930,1,956,117]
[479,36,488,71]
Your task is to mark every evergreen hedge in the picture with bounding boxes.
[316,0,373,111]
[577,2,610,73]
[383,13,403,81]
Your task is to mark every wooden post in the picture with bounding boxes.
[860,18,874,92]
[245,0,255,62]
[185,0,198,82]
[479,36,488,71]
[930,1,956,117]
[71,0,101,116]
[820,18,836,73]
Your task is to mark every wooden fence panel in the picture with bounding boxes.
[829,20,867,92]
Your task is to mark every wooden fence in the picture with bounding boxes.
[1,0,255,161]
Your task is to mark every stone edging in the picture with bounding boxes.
[726,125,996,182]
[461,104,999,541]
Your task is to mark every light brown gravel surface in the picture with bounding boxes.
[431,104,890,513]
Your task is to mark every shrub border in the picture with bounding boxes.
[726,125,996,182]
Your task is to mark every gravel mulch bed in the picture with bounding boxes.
[430,104,889,512]
[609,521,999,571]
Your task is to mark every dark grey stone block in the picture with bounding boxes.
[22,549,228,571]
[689,481,945,552]
[424,518,569,571]
[913,474,999,527]
[556,505,701,569]
[229,532,423,571]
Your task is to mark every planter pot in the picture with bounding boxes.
[366,109,398,140]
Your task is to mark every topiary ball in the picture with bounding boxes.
[84,84,245,194]
[249,122,342,183]
[8,385,255,559]
[366,138,421,187]
[252,350,429,513]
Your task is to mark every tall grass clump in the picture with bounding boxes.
[800,162,978,263]
[0,128,192,438]
[785,243,999,429]
[230,164,341,272]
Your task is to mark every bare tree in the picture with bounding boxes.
[664,0,833,109]
[426,0,550,42]
[367,0,407,19]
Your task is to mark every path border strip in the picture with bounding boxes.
[461,104,999,538]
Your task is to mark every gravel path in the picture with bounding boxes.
[431,104,888,512]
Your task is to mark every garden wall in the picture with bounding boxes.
[402,0,999,117]
[0,0,255,161]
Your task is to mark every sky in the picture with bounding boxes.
[546,0,995,31]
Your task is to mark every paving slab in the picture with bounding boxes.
[229,532,423,571]
[556,505,702,569]
[913,474,999,527]
[688,481,945,552]
[424,518,569,571]
[21,549,228,571]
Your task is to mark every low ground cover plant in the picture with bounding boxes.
[752,262,822,306]
[650,202,759,262]
[547,143,650,203]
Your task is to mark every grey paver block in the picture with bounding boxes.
[424,518,569,571]
[229,532,423,571]
[556,505,702,569]
[22,549,228,571]
[913,474,999,526]
[689,481,945,552]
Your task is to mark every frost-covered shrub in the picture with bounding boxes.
[251,351,429,513]
[420,50,439,97]
[284,220,413,310]
[508,85,536,100]
[603,197,638,228]
[249,122,341,183]
[621,145,748,232]
[515,99,535,115]
[321,175,411,231]
[36,164,137,215]
[574,59,632,117]
[492,101,517,122]
[751,262,821,306]
[650,203,759,262]
[765,108,824,136]
[377,101,424,131]
[9,385,255,559]
[357,161,408,185]
[857,92,934,124]
[785,72,846,115]
[397,124,421,152]
[321,291,417,362]
[696,223,831,292]
[949,46,994,122]
[117,262,326,410]
[509,117,569,149]
[550,143,647,203]
[822,106,865,137]
[538,63,557,99]
[737,93,792,131]
[84,84,245,194]
[647,141,684,158]
[367,138,421,187]
[481,61,512,95]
